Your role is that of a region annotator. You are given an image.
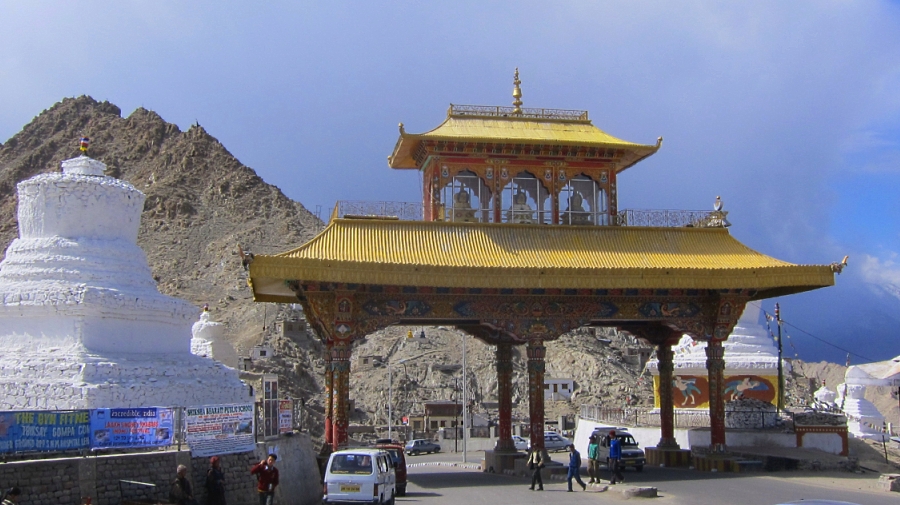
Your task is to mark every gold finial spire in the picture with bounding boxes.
[512,68,523,115]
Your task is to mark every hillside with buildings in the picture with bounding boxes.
[1,97,887,450]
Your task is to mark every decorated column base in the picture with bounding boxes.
[645,447,692,467]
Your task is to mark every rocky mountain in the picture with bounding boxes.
[0,96,322,353]
[2,97,887,450]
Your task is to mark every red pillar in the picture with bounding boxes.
[706,339,726,452]
[656,343,679,449]
[495,343,515,452]
[526,340,546,452]
[331,343,352,451]
[324,341,334,447]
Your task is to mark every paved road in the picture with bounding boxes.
[399,453,895,505]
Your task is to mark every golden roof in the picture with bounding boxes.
[388,107,661,170]
[249,219,835,303]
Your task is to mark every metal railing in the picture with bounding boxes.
[614,209,718,228]
[580,405,780,430]
[333,201,723,228]
[449,104,589,121]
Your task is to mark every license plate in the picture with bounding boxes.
[340,484,360,493]
[623,460,636,465]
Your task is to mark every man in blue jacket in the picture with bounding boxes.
[608,431,625,484]
[566,444,587,492]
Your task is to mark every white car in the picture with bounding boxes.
[323,448,396,505]
[527,431,571,452]
[512,435,528,450]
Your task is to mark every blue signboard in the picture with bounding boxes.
[0,411,91,453]
[89,408,175,449]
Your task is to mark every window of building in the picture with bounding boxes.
[259,350,267,357]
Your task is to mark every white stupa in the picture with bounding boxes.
[646,305,783,408]
[834,356,900,440]
[0,154,249,409]
[191,306,240,368]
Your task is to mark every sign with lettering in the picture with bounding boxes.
[89,408,175,449]
[278,400,293,434]
[0,411,91,453]
[184,404,255,457]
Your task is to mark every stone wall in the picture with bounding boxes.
[0,434,321,505]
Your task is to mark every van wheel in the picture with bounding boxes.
[433,448,440,453]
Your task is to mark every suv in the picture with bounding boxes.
[375,443,407,496]
[595,429,646,472]
[404,439,441,456]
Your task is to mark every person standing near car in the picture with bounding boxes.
[587,435,601,484]
[526,447,544,491]
[608,431,625,485]
[251,454,279,505]
[566,444,587,492]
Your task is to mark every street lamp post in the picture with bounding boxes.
[462,334,468,463]
[775,303,783,417]
[388,357,410,442]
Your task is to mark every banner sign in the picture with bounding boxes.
[184,404,255,457]
[279,400,293,434]
[89,408,175,449]
[0,411,90,453]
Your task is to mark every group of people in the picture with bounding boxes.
[526,430,626,492]
[169,453,280,505]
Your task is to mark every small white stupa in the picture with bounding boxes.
[191,305,240,368]
[0,151,249,409]
[834,356,900,440]
[646,305,781,409]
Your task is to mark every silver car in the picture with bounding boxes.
[527,431,571,452]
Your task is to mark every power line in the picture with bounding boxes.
[748,301,875,363]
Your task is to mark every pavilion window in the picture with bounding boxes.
[503,171,550,224]
[560,174,608,226]
[441,170,492,223]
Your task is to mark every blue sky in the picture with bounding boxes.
[2,2,899,363]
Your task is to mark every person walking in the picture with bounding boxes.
[566,444,587,492]
[526,447,544,491]
[587,434,601,484]
[169,465,198,505]
[608,431,625,485]
[250,454,279,505]
[206,456,227,505]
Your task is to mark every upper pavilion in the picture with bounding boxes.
[388,68,662,226]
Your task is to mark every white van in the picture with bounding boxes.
[323,448,396,504]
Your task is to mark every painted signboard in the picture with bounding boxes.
[0,411,90,453]
[184,404,255,457]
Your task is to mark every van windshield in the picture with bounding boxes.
[330,454,374,475]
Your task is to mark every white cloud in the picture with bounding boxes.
[859,253,900,288]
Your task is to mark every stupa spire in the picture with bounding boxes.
[512,68,523,115]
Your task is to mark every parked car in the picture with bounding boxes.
[405,439,441,455]
[527,431,571,452]
[512,435,528,451]
[323,448,396,505]
[596,428,646,472]
[375,443,407,496]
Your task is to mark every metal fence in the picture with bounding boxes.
[580,405,781,430]
[614,209,715,227]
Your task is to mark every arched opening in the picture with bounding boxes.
[503,172,550,224]
[560,174,608,226]
[440,170,492,223]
